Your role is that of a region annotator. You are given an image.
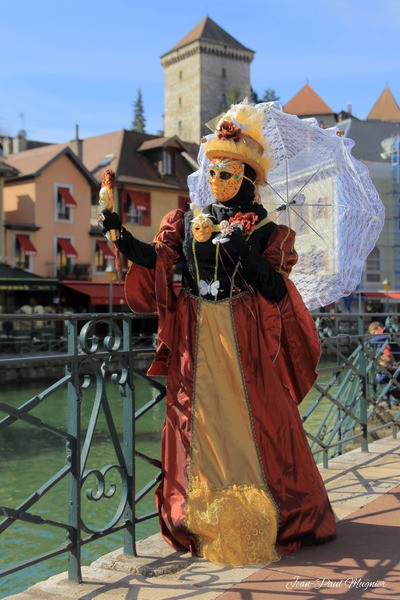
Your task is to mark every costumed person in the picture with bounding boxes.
[99,101,336,566]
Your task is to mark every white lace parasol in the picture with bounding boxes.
[188,101,385,310]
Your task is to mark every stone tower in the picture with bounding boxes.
[160,17,254,143]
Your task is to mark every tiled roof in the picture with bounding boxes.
[339,118,400,162]
[5,144,97,184]
[5,143,68,176]
[284,83,334,116]
[4,129,199,191]
[0,157,19,176]
[115,130,198,190]
[165,16,253,54]
[367,86,400,122]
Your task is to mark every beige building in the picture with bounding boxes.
[2,129,197,311]
[161,16,254,143]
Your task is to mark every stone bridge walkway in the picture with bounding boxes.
[7,436,400,600]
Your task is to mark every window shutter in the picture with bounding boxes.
[178,196,189,212]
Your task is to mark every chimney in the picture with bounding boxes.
[2,137,12,156]
[347,102,352,115]
[70,124,83,161]
[13,130,27,154]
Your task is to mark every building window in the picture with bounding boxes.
[15,234,37,270]
[95,240,114,273]
[56,237,78,278]
[366,247,381,283]
[123,190,151,226]
[179,97,182,106]
[126,202,143,226]
[179,70,183,80]
[162,150,174,176]
[178,121,182,132]
[55,185,77,222]
[221,68,226,78]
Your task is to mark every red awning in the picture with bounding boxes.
[58,238,78,259]
[16,234,37,256]
[62,282,127,306]
[363,292,400,299]
[96,240,114,260]
[126,190,148,212]
[58,187,77,208]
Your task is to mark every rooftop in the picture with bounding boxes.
[340,118,400,162]
[284,83,335,116]
[5,130,199,190]
[163,16,253,55]
[367,86,400,122]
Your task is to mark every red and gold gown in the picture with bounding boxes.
[123,202,336,566]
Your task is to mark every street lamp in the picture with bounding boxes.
[105,263,117,313]
[382,278,391,313]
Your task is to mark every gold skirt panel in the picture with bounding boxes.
[186,300,280,565]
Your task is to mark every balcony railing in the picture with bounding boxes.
[57,263,91,280]
[0,311,399,588]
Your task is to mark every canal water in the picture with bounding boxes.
[0,369,331,599]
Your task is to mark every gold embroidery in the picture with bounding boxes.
[187,481,280,566]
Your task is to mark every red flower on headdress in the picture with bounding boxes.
[229,212,259,235]
[217,120,242,142]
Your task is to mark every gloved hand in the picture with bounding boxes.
[224,226,250,259]
[98,209,122,236]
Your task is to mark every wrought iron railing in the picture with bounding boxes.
[309,312,400,466]
[0,312,161,586]
[0,311,399,589]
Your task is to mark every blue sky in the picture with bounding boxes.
[1,0,399,143]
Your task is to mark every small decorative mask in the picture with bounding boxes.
[191,214,214,243]
[208,157,244,202]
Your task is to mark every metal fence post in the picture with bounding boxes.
[358,314,369,452]
[66,317,82,582]
[123,317,136,556]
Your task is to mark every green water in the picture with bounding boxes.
[0,366,333,599]
[0,376,165,599]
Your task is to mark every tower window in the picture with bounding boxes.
[179,97,182,106]
[221,68,226,78]
[179,70,183,80]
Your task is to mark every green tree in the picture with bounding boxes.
[131,88,146,132]
[261,88,280,102]
[251,87,260,104]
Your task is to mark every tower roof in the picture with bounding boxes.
[166,16,253,54]
[284,83,334,116]
[367,86,400,122]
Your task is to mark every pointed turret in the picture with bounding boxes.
[367,86,400,122]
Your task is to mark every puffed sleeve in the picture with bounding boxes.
[153,209,185,265]
[124,209,185,376]
[262,224,298,276]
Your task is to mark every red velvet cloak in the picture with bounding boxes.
[125,209,336,557]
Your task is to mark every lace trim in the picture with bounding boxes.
[186,481,280,566]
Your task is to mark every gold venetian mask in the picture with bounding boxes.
[191,214,214,243]
[208,157,244,202]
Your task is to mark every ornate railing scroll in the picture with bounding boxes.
[0,312,164,587]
